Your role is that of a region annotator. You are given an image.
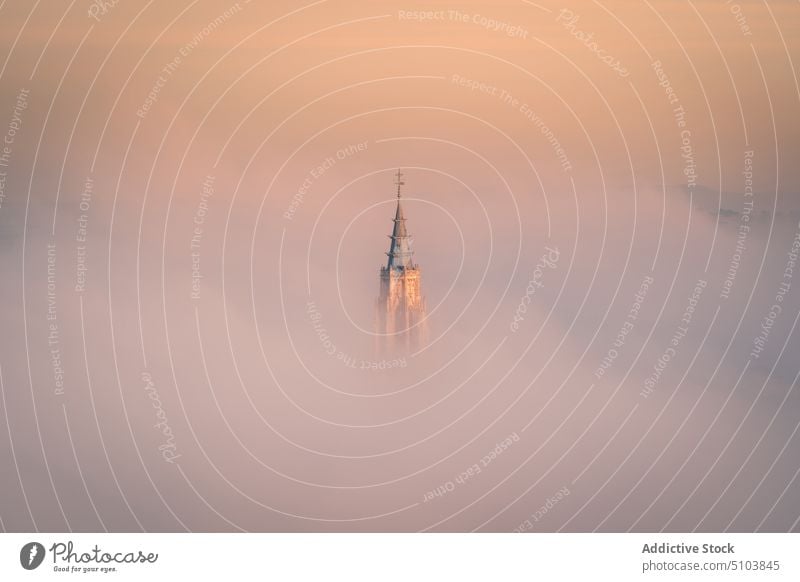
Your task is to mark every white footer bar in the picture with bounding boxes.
[1,533,796,581]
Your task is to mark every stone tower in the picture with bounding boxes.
[376,170,427,352]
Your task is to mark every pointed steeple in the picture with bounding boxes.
[386,169,414,270]
[376,169,427,353]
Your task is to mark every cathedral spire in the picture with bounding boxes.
[376,170,427,353]
[386,169,414,270]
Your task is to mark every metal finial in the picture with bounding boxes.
[395,168,404,199]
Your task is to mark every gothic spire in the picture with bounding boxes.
[386,169,414,270]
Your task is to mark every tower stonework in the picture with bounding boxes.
[376,170,427,353]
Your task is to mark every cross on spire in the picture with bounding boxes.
[395,168,404,199]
